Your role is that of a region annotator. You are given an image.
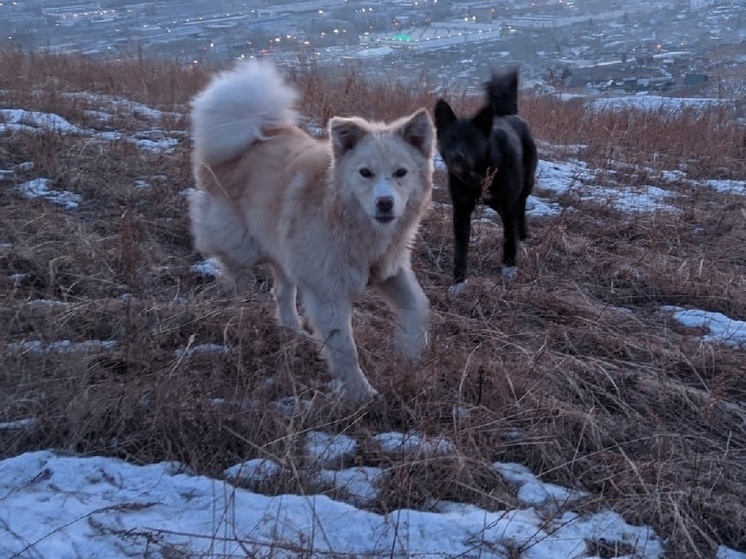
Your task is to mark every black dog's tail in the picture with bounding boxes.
[484,67,519,117]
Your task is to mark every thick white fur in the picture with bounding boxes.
[189,60,434,402]
[191,62,298,165]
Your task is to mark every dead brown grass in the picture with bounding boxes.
[1,50,745,558]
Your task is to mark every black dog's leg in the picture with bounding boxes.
[516,196,528,241]
[498,208,520,280]
[451,198,476,291]
[517,167,535,242]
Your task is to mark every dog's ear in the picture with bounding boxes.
[397,108,434,157]
[434,99,457,129]
[471,106,494,137]
[330,117,368,157]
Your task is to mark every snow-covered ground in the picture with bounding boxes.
[2,92,745,558]
[0,445,664,559]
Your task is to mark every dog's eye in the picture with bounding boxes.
[359,168,373,178]
[393,168,407,178]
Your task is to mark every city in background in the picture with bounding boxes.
[1,0,745,101]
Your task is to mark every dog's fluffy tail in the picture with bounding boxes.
[484,67,519,117]
[191,60,298,166]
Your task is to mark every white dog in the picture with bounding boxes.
[188,61,434,402]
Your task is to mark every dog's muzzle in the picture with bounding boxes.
[375,196,396,223]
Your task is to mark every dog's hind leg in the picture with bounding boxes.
[302,291,378,402]
[517,169,534,242]
[189,189,263,286]
[498,209,520,280]
[516,196,528,241]
[374,266,429,361]
[268,263,302,332]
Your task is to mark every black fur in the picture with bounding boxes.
[434,67,538,287]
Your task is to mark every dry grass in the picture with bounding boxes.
[1,50,745,557]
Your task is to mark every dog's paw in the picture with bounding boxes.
[447,281,468,297]
[501,266,518,281]
[396,340,425,362]
[395,328,428,362]
[349,384,379,405]
[325,379,379,405]
[272,396,313,416]
[276,315,303,332]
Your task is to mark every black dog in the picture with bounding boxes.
[434,68,538,293]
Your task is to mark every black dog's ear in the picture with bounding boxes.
[434,98,457,129]
[471,105,494,137]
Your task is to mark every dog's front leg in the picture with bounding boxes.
[374,266,429,361]
[450,199,476,294]
[302,291,378,402]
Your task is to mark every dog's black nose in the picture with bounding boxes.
[376,196,394,213]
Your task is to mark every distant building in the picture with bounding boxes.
[690,0,715,10]
[683,73,708,86]
[260,0,346,16]
[360,23,502,52]
[41,3,112,26]
[503,9,628,30]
